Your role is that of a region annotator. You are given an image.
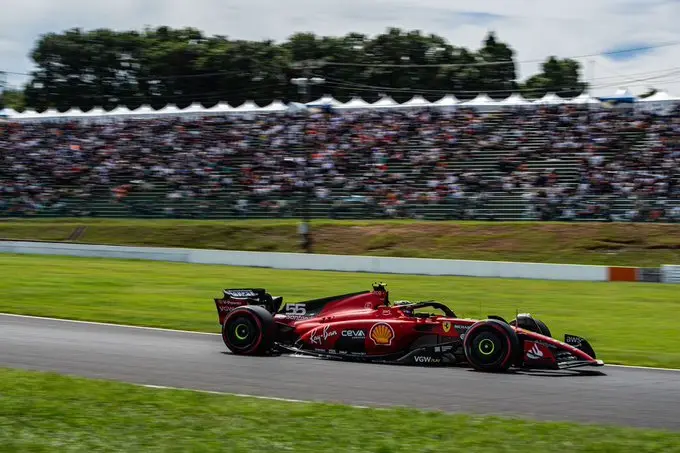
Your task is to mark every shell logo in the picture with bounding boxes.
[369,322,395,346]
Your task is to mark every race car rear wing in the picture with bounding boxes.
[223,288,267,299]
[214,288,283,324]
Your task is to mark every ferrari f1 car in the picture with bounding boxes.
[213,283,604,372]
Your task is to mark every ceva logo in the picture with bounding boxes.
[342,330,365,338]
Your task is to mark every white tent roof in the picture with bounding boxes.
[307,94,343,107]
[534,92,565,105]
[129,105,156,116]
[371,95,398,108]
[286,102,309,113]
[231,100,260,112]
[462,93,495,106]
[21,86,677,120]
[182,102,209,113]
[107,106,132,116]
[60,107,85,117]
[156,104,181,115]
[569,93,600,104]
[400,95,432,107]
[337,97,371,109]
[613,88,636,98]
[16,109,41,119]
[78,107,105,117]
[259,100,287,112]
[40,108,61,118]
[0,108,17,117]
[499,93,530,105]
[433,94,459,106]
[208,102,233,113]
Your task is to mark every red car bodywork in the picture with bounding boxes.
[214,284,603,372]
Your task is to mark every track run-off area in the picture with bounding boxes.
[2,313,679,431]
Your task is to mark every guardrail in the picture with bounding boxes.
[662,265,680,283]
[0,240,675,283]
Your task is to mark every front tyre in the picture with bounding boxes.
[222,306,275,355]
[510,316,552,338]
[463,320,519,372]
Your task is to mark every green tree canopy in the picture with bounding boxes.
[1,89,26,111]
[520,57,586,98]
[20,27,588,110]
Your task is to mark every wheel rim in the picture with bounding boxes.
[225,316,259,351]
[234,323,249,340]
[478,338,495,355]
[470,331,505,365]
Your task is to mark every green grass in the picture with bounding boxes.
[1,368,678,452]
[1,254,679,369]
[2,218,680,266]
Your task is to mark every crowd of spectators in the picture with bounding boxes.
[1,103,679,221]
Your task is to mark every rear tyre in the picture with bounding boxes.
[222,306,275,355]
[463,320,519,372]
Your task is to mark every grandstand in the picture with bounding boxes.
[1,103,679,222]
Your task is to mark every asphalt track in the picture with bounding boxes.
[2,314,679,430]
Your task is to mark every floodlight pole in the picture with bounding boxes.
[290,63,325,253]
[0,71,6,110]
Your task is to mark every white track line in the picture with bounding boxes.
[140,384,316,404]
[603,364,680,372]
[0,312,219,336]
[2,312,679,373]
[140,384,374,409]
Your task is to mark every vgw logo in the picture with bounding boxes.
[414,356,441,363]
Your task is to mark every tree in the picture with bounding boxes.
[1,89,26,111]
[474,32,517,98]
[639,88,658,99]
[21,26,586,109]
[521,57,587,99]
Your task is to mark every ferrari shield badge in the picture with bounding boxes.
[442,321,451,333]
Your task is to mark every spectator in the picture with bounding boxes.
[1,104,679,221]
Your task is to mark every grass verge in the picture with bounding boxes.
[1,367,679,452]
[1,218,680,266]
[1,254,679,369]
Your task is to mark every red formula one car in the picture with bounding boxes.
[214,283,604,372]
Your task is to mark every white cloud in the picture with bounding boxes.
[2,0,680,98]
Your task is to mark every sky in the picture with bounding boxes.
[2,0,680,99]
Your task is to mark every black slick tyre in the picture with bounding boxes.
[221,306,275,355]
[463,320,519,372]
[531,319,551,338]
[510,316,552,338]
